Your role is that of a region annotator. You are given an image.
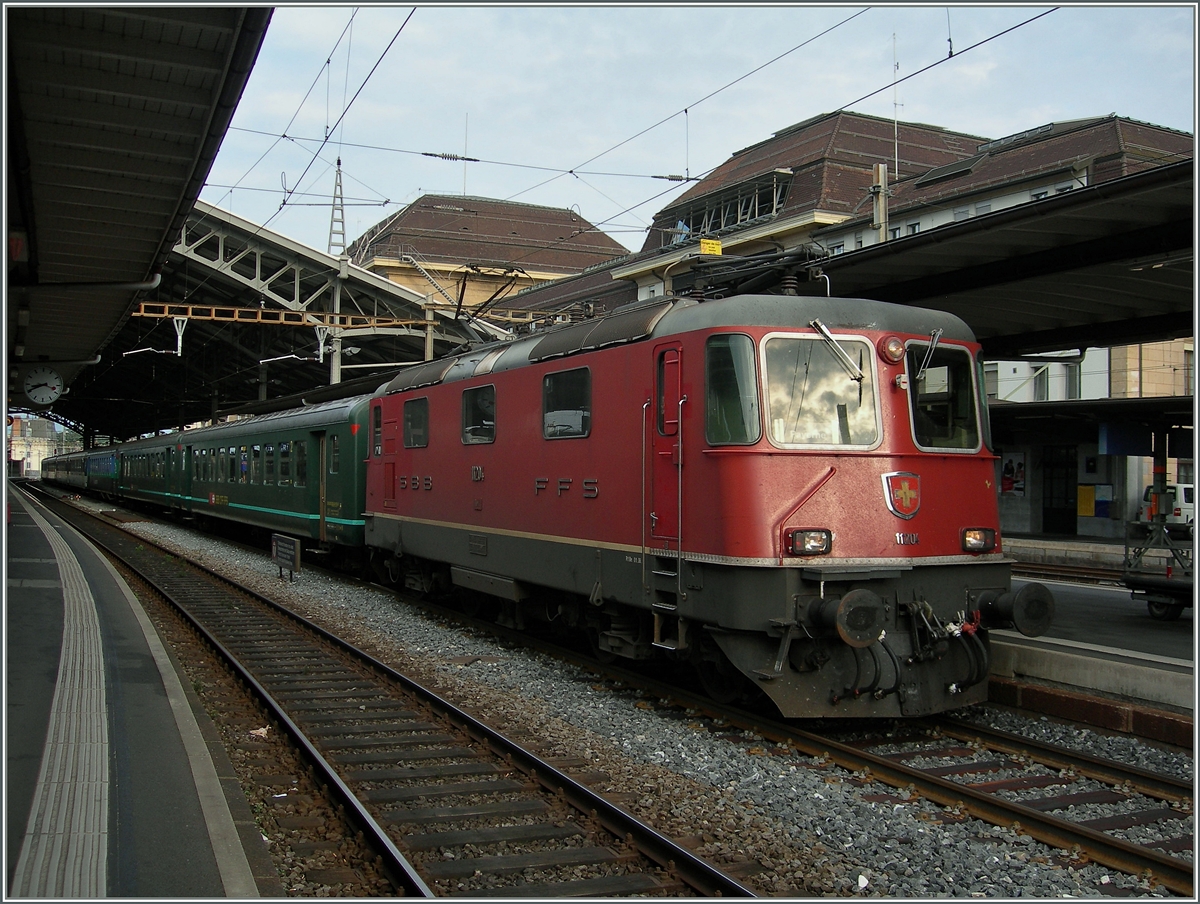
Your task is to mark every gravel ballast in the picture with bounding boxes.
[127,520,1190,897]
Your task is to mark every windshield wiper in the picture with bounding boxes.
[915,328,943,381]
[809,319,863,383]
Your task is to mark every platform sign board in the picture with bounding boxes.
[271,533,301,582]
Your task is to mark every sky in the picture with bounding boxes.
[200,4,1197,256]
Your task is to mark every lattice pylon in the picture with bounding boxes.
[328,158,346,256]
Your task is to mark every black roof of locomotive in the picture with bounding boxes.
[380,294,976,396]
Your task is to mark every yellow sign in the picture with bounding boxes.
[1077,484,1095,517]
[699,238,722,255]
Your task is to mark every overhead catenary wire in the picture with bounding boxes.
[473,6,1067,277]
[194,6,1066,320]
[211,10,360,215]
[507,7,872,203]
[184,10,413,299]
[272,9,414,224]
[226,126,703,184]
[323,8,877,274]
[835,7,1058,113]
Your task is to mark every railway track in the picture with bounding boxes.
[590,677,1194,896]
[384,596,1194,896]
[1010,561,1124,585]
[33,485,1192,895]
[32,488,755,897]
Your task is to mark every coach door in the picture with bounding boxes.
[316,432,328,543]
[649,344,685,545]
[181,445,192,511]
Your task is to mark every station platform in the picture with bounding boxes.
[1006,529,1192,572]
[5,483,280,897]
[998,531,1193,747]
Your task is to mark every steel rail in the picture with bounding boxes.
[931,716,1194,802]
[65,513,435,896]
[240,579,757,898]
[769,726,1194,897]
[1010,562,1124,585]
[406,607,1194,896]
[37,488,754,898]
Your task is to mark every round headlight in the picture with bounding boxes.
[877,335,905,364]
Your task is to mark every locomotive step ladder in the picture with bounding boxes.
[649,555,687,650]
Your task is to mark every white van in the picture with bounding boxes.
[1139,484,1194,523]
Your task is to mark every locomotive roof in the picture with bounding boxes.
[380,294,975,395]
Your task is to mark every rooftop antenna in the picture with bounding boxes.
[892,34,901,181]
[328,157,346,255]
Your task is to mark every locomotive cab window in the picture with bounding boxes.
[404,398,430,448]
[543,368,590,438]
[975,359,995,452]
[706,334,760,444]
[763,334,878,447]
[905,343,980,451]
[462,385,496,444]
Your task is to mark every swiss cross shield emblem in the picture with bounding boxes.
[883,471,920,520]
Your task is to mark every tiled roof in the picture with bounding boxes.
[869,115,1192,218]
[348,195,628,274]
[642,111,990,251]
[641,112,1192,252]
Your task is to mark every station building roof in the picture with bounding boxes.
[348,194,629,275]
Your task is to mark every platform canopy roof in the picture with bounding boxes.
[6,7,273,430]
[811,159,1194,358]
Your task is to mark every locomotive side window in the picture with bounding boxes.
[372,404,383,457]
[543,369,590,438]
[462,385,496,444]
[764,336,878,447]
[706,334,760,444]
[905,344,980,450]
[404,398,430,448]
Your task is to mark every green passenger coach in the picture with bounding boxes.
[109,396,370,548]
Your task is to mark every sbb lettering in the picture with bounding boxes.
[398,475,433,491]
[535,476,599,498]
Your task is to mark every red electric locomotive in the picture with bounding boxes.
[364,293,1052,718]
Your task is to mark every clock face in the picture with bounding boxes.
[23,366,63,405]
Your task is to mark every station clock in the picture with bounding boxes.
[23,365,64,405]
